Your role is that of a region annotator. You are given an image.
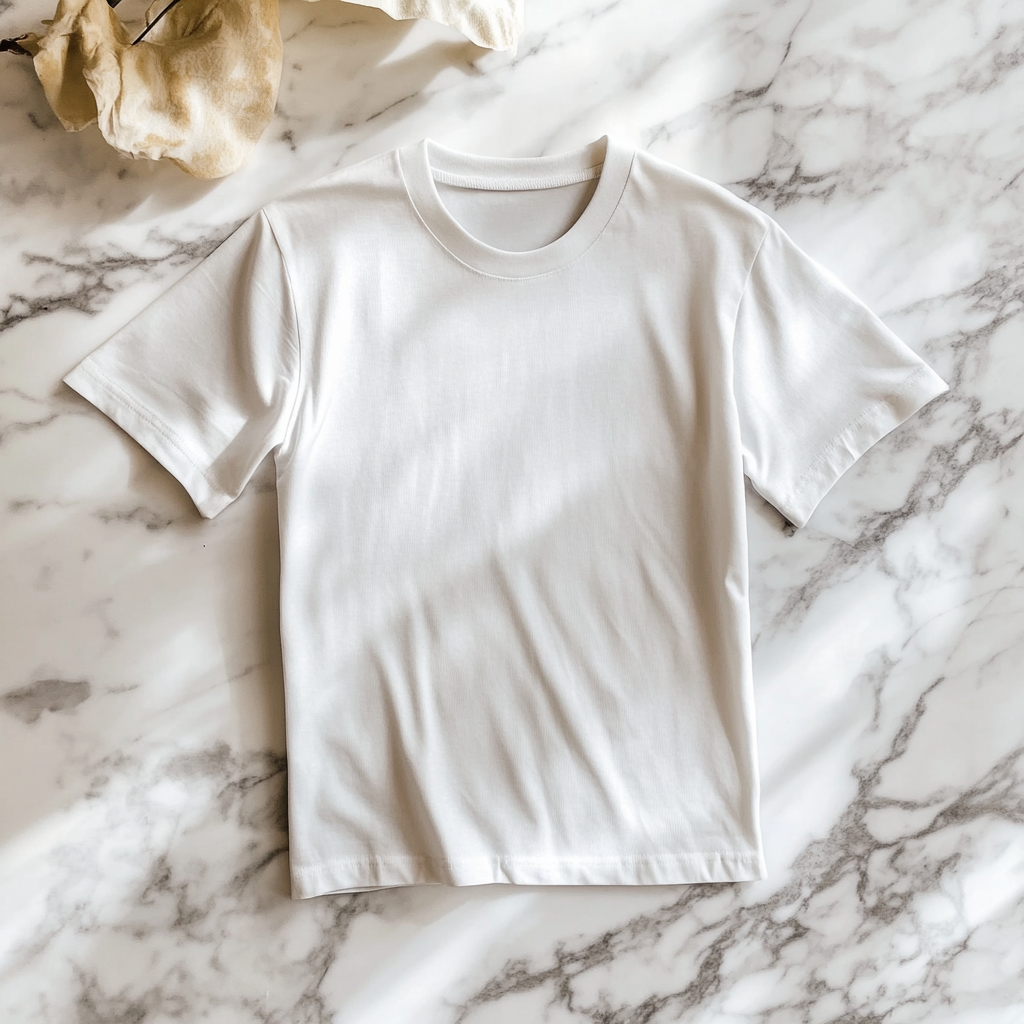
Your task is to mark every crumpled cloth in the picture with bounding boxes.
[19,0,522,179]
[23,0,282,179]
[320,0,523,51]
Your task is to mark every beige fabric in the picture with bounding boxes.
[18,0,519,179]
[24,0,282,179]
[311,0,523,51]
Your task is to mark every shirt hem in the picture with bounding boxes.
[289,851,767,899]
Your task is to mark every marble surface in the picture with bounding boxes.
[2,0,1023,1020]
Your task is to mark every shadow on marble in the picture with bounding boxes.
[0,0,490,336]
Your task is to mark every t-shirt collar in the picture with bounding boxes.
[398,135,634,278]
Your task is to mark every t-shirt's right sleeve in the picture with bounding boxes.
[732,218,948,528]
[63,209,300,519]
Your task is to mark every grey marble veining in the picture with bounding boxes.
[2,0,1023,1021]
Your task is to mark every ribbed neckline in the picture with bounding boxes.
[398,136,634,278]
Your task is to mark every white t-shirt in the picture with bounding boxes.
[65,136,948,898]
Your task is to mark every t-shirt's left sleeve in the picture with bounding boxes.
[64,209,300,519]
[732,218,948,529]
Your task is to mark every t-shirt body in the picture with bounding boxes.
[64,137,948,898]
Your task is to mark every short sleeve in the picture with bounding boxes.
[64,209,300,519]
[733,218,948,528]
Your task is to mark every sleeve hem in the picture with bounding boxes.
[63,361,231,520]
[780,363,949,529]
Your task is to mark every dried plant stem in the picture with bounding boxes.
[132,0,188,45]
[1,35,32,56]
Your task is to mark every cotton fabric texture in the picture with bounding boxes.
[310,0,523,50]
[64,137,948,898]
[24,0,282,179]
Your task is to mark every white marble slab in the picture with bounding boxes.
[2,0,1023,1020]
